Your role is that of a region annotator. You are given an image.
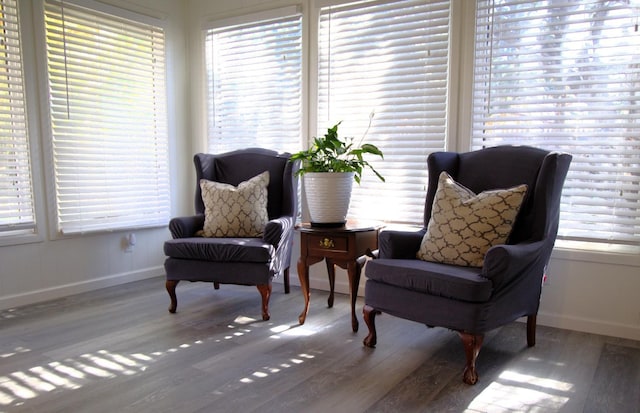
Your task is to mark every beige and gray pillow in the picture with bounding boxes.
[417,172,527,267]
[200,171,269,237]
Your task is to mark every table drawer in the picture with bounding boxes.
[307,234,349,255]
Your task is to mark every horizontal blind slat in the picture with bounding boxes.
[473,0,640,246]
[319,0,450,224]
[45,0,170,234]
[206,13,302,154]
[0,0,36,234]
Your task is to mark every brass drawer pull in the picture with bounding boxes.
[319,238,335,248]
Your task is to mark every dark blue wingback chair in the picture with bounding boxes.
[362,145,572,384]
[163,148,298,321]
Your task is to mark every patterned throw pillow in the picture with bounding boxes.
[417,172,527,267]
[200,171,269,237]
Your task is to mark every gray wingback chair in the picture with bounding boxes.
[163,148,298,321]
[362,145,572,384]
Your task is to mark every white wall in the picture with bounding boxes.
[2,0,638,343]
[300,245,640,342]
[0,0,190,309]
[184,0,640,342]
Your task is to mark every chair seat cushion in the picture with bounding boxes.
[164,237,274,263]
[365,258,492,303]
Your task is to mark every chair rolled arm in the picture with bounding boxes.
[378,229,426,259]
[482,240,548,290]
[263,216,295,247]
[168,215,205,239]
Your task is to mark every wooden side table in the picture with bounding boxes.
[296,220,381,332]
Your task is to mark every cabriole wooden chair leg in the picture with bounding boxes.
[363,304,381,348]
[527,314,537,347]
[283,268,290,294]
[458,332,484,385]
[166,280,179,313]
[257,284,272,321]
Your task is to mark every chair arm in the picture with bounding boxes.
[263,216,295,247]
[378,229,426,259]
[482,240,548,290]
[168,215,205,239]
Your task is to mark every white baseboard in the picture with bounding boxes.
[9,269,635,342]
[536,311,640,342]
[290,271,640,342]
[0,266,163,310]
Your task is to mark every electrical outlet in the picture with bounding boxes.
[124,233,136,253]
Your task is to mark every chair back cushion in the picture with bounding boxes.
[200,171,269,237]
[417,172,527,267]
[194,148,297,220]
[425,146,572,245]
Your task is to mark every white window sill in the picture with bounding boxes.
[553,240,640,267]
[0,231,44,247]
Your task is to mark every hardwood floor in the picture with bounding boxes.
[1,277,639,413]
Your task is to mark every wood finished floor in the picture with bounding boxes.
[1,277,639,413]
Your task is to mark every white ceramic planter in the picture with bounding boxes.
[303,172,354,226]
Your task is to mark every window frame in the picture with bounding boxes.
[0,0,45,246]
[469,0,640,250]
[36,0,171,237]
[202,6,304,155]
[311,0,455,225]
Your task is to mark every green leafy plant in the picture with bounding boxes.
[290,121,385,184]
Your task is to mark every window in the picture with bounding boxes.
[317,0,450,224]
[205,7,303,154]
[43,0,169,234]
[0,0,35,237]
[472,0,640,246]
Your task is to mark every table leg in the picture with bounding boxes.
[347,260,362,332]
[297,257,310,325]
[326,259,335,308]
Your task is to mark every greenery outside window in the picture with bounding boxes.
[472,0,640,248]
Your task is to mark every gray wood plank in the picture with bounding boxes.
[1,276,639,413]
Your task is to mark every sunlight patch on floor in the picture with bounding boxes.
[465,370,572,412]
[1,346,30,359]
[234,316,257,325]
[0,313,280,408]
[0,318,235,409]
[239,352,316,385]
[269,324,318,338]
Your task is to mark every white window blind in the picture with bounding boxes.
[472,0,640,246]
[318,0,450,225]
[44,0,170,234]
[0,0,35,236]
[205,10,302,154]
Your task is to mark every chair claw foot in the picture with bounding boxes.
[463,366,478,385]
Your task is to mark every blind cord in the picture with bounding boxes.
[60,0,71,119]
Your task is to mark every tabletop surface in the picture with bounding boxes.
[296,220,384,233]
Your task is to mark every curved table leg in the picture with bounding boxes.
[298,255,323,325]
[326,259,335,308]
[297,257,310,325]
[347,260,362,332]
